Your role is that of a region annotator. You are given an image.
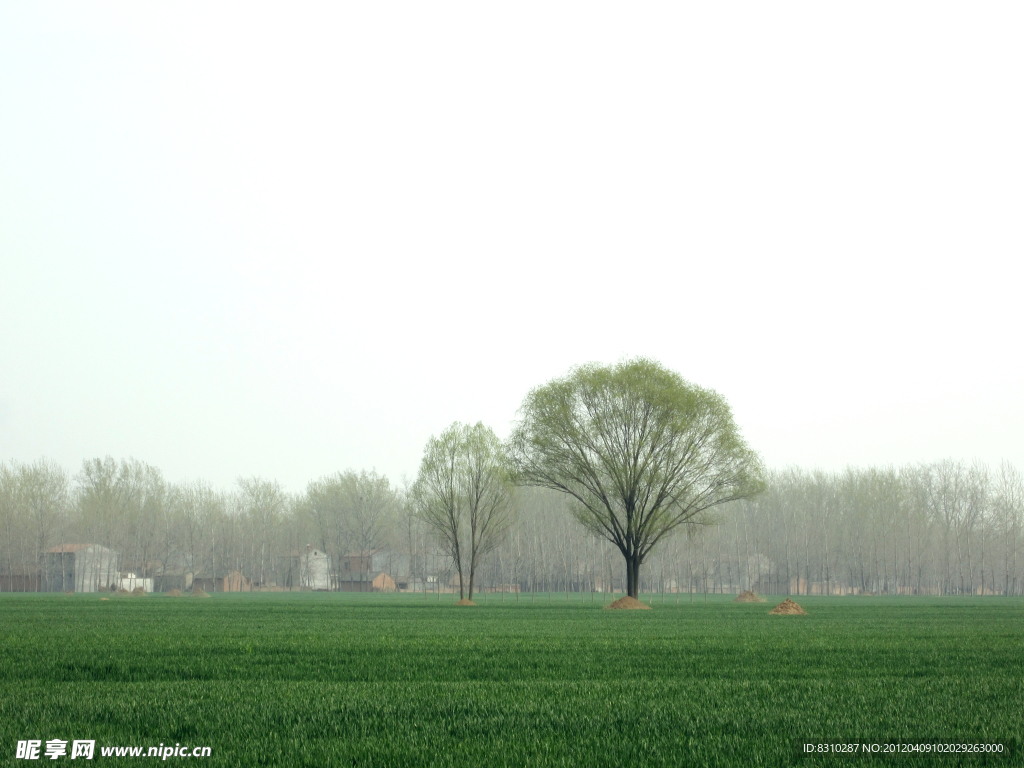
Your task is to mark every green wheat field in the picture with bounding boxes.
[2,593,1022,767]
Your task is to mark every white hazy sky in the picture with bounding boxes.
[2,3,1022,493]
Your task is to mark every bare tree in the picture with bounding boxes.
[237,477,286,589]
[414,422,515,602]
[994,463,1023,596]
[342,469,398,579]
[171,480,223,590]
[303,474,349,590]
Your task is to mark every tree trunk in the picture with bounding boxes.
[625,552,641,599]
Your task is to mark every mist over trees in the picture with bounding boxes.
[2,454,1022,596]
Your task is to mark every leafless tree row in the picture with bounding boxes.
[2,456,1021,596]
[703,461,1024,596]
[430,462,1024,599]
[0,458,397,592]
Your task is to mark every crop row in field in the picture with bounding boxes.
[1,594,1022,767]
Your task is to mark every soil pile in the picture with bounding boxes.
[734,591,765,603]
[167,589,183,597]
[191,588,211,598]
[605,596,652,610]
[769,598,807,615]
[115,588,130,596]
[454,599,476,606]
[131,587,146,596]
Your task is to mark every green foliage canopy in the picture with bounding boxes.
[508,358,764,597]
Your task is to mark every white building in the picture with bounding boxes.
[44,544,119,592]
[300,546,332,590]
[118,573,154,592]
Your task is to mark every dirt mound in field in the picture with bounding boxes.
[167,589,183,597]
[454,599,476,606]
[190,588,211,598]
[734,590,765,603]
[115,588,130,595]
[769,598,807,615]
[131,587,146,596]
[604,596,652,610]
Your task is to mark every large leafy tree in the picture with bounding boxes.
[508,358,764,600]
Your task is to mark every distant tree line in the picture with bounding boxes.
[2,455,1021,596]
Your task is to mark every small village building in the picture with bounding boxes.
[44,544,119,593]
[328,549,407,592]
[299,546,332,590]
[0,565,42,592]
[335,571,376,591]
[190,569,252,593]
[117,573,154,592]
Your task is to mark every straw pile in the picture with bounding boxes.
[604,596,652,610]
[734,591,765,603]
[768,598,807,615]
